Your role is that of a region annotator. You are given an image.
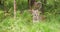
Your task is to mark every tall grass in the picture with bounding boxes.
[0,10,60,32]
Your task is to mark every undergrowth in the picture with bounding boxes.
[0,10,60,32]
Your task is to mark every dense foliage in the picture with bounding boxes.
[0,0,60,32]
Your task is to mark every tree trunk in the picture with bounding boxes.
[28,0,31,9]
[39,0,46,20]
[41,0,47,14]
[14,0,16,19]
[28,0,36,9]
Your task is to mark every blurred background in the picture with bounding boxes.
[0,0,60,32]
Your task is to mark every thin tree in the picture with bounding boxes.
[14,0,16,19]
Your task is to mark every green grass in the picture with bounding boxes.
[0,0,60,32]
[0,11,60,32]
